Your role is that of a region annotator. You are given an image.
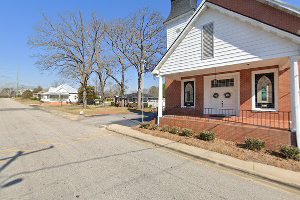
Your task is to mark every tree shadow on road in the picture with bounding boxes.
[0,108,40,112]
[0,146,54,189]
[0,141,178,188]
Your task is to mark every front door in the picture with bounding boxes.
[204,73,239,116]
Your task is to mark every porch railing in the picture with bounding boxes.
[164,106,292,130]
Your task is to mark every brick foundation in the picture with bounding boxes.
[160,116,293,150]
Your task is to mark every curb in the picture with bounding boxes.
[106,124,300,191]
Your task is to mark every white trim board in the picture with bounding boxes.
[251,68,279,111]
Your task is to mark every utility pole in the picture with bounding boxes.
[16,66,19,98]
[141,60,146,123]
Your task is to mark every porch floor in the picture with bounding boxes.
[163,113,291,130]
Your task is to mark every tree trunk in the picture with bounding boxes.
[83,86,87,109]
[100,81,105,100]
[120,75,125,97]
[96,72,106,101]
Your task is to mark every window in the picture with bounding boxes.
[255,73,275,109]
[202,22,214,59]
[183,81,195,107]
[211,78,234,88]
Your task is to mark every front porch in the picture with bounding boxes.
[164,106,292,130]
[156,57,300,148]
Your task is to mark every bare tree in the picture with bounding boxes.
[104,21,131,97]
[29,12,102,108]
[104,81,121,98]
[148,86,159,97]
[105,9,166,109]
[94,56,112,99]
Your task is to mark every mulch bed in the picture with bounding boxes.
[132,127,300,172]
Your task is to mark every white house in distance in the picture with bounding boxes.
[153,0,300,150]
[41,84,78,104]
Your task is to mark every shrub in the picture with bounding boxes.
[140,122,151,129]
[128,102,138,108]
[198,131,215,141]
[22,90,33,99]
[169,126,181,135]
[161,125,171,132]
[30,97,39,101]
[78,85,97,104]
[244,138,265,151]
[280,145,300,160]
[149,124,159,130]
[179,128,194,137]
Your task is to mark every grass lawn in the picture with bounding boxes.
[44,105,132,116]
[14,98,156,116]
[14,97,42,105]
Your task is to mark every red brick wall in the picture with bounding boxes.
[160,117,293,150]
[279,67,291,111]
[195,76,204,112]
[165,77,181,109]
[207,0,300,36]
[240,68,252,110]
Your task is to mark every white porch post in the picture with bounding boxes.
[290,56,300,147]
[158,75,163,125]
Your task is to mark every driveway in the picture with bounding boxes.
[79,111,156,128]
[0,98,299,200]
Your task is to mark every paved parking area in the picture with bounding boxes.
[0,98,299,200]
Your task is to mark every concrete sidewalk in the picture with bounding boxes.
[107,124,300,190]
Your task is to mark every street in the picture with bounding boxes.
[0,98,299,200]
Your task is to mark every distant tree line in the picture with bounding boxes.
[29,9,166,108]
[0,86,44,99]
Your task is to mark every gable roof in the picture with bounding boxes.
[45,84,77,94]
[258,0,300,18]
[208,0,300,36]
[153,0,300,75]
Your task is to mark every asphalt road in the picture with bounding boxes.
[78,111,156,128]
[0,98,299,200]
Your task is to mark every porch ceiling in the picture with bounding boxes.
[166,57,289,80]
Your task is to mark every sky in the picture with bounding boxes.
[0,0,299,91]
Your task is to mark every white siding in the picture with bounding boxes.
[160,9,300,75]
[166,14,192,49]
[69,94,78,103]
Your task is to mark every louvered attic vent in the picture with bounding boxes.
[202,22,214,59]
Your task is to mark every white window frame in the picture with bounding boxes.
[201,22,214,60]
[181,78,196,108]
[251,68,279,112]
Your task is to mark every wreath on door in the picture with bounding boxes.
[213,93,219,98]
[224,92,231,98]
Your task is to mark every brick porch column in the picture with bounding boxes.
[290,56,300,147]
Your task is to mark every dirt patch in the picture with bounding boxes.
[133,127,300,172]
[14,98,41,105]
[43,105,132,116]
